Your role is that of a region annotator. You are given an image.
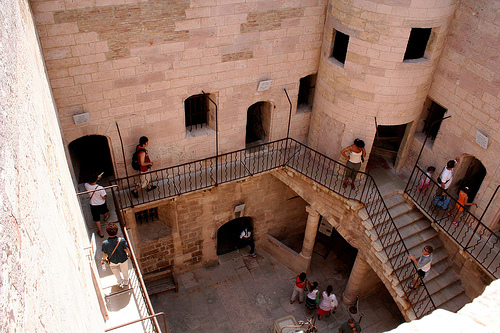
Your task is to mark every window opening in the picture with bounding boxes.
[404,28,431,60]
[135,207,158,224]
[422,100,447,140]
[331,30,349,64]
[297,74,317,113]
[185,94,209,130]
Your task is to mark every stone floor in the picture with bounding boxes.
[150,247,404,333]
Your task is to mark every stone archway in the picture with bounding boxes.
[245,101,272,147]
[68,135,115,183]
[217,217,253,255]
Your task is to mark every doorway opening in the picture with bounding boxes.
[452,156,486,202]
[371,124,408,165]
[217,217,253,255]
[245,101,272,148]
[68,135,115,184]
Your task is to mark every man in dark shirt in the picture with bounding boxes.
[339,318,361,333]
[101,222,130,288]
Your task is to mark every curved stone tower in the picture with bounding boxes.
[308,0,458,165]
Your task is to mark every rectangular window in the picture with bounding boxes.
[331,30,349,64]
[404,28,432,60]
[185,94,209,130]
[297,74,317,113]
[135,207,158,224]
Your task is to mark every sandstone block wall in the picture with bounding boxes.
[30,0,326,179]
[308,0,457,162]
[404,0,500,230]
[124,173,309,274]
[0,0,103,331]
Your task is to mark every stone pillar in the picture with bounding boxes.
[342,253,370,305]
[299,206,320,260]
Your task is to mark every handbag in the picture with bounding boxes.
[315,292,320,304]
[104,237,121,264]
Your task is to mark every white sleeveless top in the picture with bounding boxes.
[350,151,363,164]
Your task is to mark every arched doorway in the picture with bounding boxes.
[217,217,253,255]
[68,135,115,184]
[453,155,486,202]
[245,101,272,147]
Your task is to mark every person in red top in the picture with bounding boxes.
[447,186,477,226]
[131,136,156,198]
[290,272,307,304]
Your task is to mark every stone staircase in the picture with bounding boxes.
[366,187,471,315]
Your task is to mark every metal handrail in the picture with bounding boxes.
[105,312,167,332]
[110,138,435,318]
[405,165,499,279]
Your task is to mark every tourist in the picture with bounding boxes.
[338,318,362,333]
[317,285,338,320]
[101,223,131,288]
[290,272,307,304]
[305,281,319,315]
[448,186,477,226]
[436,155,461,196]
[237,225,256,257]
[417,166,435,193]
[84,172,109,238]
[131,136,156,198]
[408,245,434,290]
[341,139,366,190]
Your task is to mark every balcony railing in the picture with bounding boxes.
[405,165,499,279]
[111,138,435,318]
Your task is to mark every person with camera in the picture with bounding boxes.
[101,223,131,288]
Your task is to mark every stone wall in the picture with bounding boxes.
[124,173,309,274]
[30,0,325,178]
[308,0,457,162]
[404,0,500,231]
[0,0,103,331]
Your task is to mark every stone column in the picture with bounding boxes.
[299,206,320,260]
[342,253,370,305]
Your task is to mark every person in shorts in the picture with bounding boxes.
[408,245,434,290]
[84,172,109,238]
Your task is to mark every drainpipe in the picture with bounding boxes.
[404,116,451,192]
[202,91,218,185]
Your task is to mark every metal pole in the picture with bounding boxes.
[404,116,451,192]
[283,88,293,166]
[202,91,218,186]
[115,122,134,207]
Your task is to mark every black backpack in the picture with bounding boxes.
[131,148,143,171]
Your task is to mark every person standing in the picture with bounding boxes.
[237,225,256,257]
[408,245,434,290]
[341,139,366,190]
[84,172,109,238]
[290,272,307,304]
[305,281,319,315]
[448,187,477,226]
[101,223,131,288]
[317,285,338,320]
[436,156,461,196]
[131,136,156,198]
[338,318,362,333]
[417,166,435,193]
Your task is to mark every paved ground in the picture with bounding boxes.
[150,247,404,333]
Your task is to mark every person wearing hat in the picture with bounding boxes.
[447,186,477,226]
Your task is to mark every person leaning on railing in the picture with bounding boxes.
[341,139,366,190]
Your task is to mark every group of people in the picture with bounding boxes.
[419,154,477,226]
[290,273,361,332]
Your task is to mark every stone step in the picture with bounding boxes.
[427,280,466,309]
[438,292,471,313]
[425,269,461,295]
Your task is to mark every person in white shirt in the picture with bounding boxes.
[236,225,256,257]
[84,172,109,238]
[436,155,461,196]
[317,285,338,320]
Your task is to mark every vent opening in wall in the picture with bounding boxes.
[135,207,158,224]
[331,30,349,65]
[297,74,317,113]
[404,28,432,60]
[421,98,447,143]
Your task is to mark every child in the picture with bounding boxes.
[447,187,477,226]
[305,281,319,314]
[290,272,307,304]
[417,166,435,193]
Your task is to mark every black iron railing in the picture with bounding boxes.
[111,138,435,318]
[405,165,499,279]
